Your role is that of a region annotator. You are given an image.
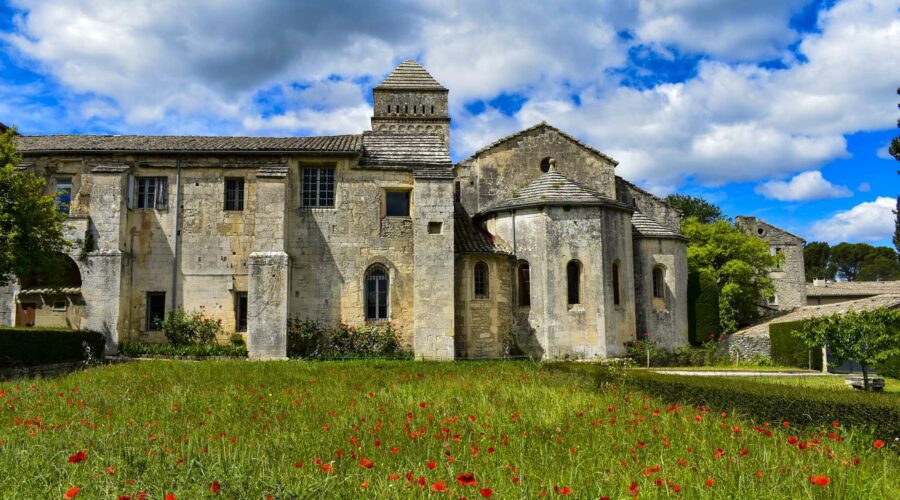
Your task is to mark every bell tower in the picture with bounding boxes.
[371,60,450,146]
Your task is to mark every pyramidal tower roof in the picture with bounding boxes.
[477,168,631,216]
[375,60,447,90]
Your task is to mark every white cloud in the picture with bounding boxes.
[755,170,852,201]
[808,196,897,243]
[858,182,871,192]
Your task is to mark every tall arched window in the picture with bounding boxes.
[474,262,489,298]
[517,261,531,307]
[365,265,389,321]
[652,266,666,310]
[612,261,621,306]
[567,260,581,305]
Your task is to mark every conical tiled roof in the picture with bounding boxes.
[477,170,631,216]
[631,211,687,240]
[375,60,447,90]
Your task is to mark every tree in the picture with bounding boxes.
[804,242,835,282]
[664,194,725,225]
[794,307,900,390]
[682,218,779,333]
[0,126,70,287]
[857,254,900,281]
[829,243,899,282]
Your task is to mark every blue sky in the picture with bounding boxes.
[1,0,897,247]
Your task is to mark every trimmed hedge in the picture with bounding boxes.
[687,270,720,345]
[0,328,106,368]
[118,340,247,358]
[614,369,900,439]
[769,320,823,370]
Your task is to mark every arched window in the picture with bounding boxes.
[612,261,621,306]
[567,260,581,305]
[540,156,553,173]
[517,261,531,307]
[474,262,489,298]
[652,266,666,310]
[365,265,389,321]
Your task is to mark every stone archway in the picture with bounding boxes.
[16,253,85,329]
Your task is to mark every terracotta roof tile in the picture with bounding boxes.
[455,204,512,255]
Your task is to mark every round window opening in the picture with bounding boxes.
[757,228,765,235]
[540,157,554,173]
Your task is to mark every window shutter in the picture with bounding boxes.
[156,177,168,210]
[127,174,135,209]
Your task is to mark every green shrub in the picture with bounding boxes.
[769,320,823,370]
[0,328,105,368]
[606,369,900,438]
[687,269,720,345]
[625,335,728,367]
[118,340,247,358]
[160,309,223,346]
[875,355,900,378]
[287,318,324,358]
[286,319,408,359]
[229,333,246,347]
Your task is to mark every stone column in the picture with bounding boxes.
[82,166,130,353]
[412,177,455,360]
[247,166,289,360]
[0,281,19,327]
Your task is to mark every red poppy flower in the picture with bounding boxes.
[431,480,448,492]
[457,473,477,486]
[787,437,799,445]
[165,494,176,500]
[320,464,333,472]
[874,439,885,449]
[628,482,639,495]
[756,470,764,479]
[739,449,749,456]
[64,486,80,499]
[360,458,374,469]
[210,481,220,493]
[809,475,830,486]
[360,482,369,488]
[68,451,87,463]
[420,402,427,408]
[557,486,572,495]
[427,460,437,470]
[705,478,715,487]
[480,488,493,497]
[713,448,725,458]
[294,461,303,468]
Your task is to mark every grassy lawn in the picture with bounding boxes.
[1,361,897,498]
[732,375,900,395]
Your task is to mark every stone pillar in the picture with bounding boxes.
[0,281,19,327]
[247,167,289,360]
[412,177,455,360]
[83,166,130,353]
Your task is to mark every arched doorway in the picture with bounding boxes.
[16,254,84,328]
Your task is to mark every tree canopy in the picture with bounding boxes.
[682,218,779,333]
[793,307,900,390]
[664,194,725,225]
[0,126,70,287]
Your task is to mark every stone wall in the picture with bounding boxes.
[615,178,682,232]
[412,178,455,360]
[633,238,689,350]
[735,217,806,310]
[719,333,771,361]
[287,159,417,345]
[371,89,450,144]
[487,205,634,359]
[454,254,512,359]
[455,126,617,214]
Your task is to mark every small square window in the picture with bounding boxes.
[51,300,67,311]
[134,177,168,210]
[385,191,410,217]
[427,222,442,234]
[224,178,245,211]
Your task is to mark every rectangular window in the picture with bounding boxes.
[385,190,410,217]
[146,292,166,330]
[55,177,72,215]
[224,178,245,211]
[235,292,248,332]
[135,177,168,210]
[518,263,531,307]
[301,166,335,207]
[51,300,67,311]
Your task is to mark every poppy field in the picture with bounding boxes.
[0,361,897,499]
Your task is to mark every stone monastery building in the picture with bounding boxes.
[1,61,689,359]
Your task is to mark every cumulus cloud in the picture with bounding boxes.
[754,170,852,201]
[2,0,898,191]
[808,196,897,243]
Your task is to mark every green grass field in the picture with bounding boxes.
[1,361,897,498]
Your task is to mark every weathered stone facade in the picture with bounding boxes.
[4,60,690,359]
[736,216,807,311]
